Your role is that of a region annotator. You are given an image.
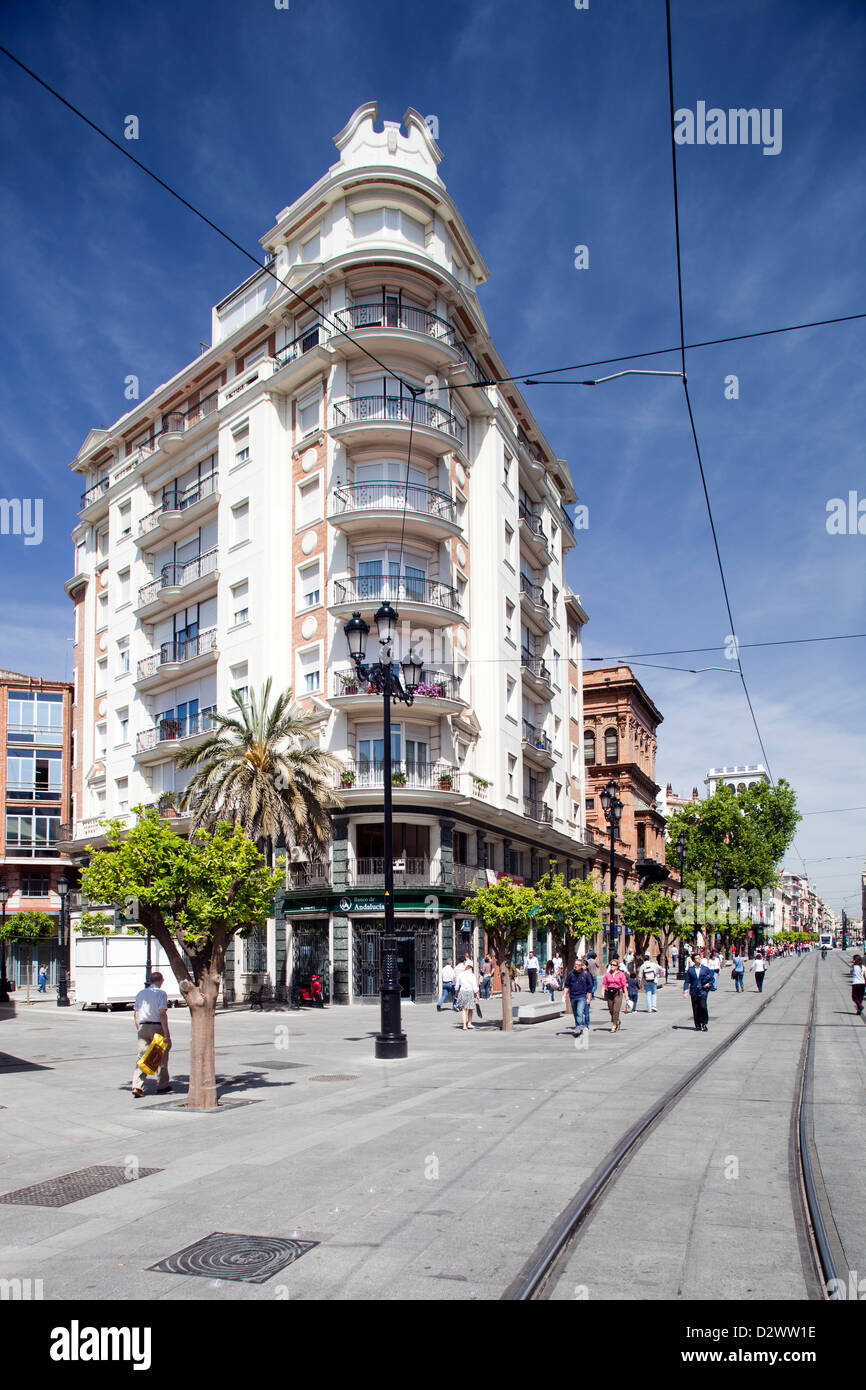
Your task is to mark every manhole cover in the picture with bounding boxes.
[149,1231,318,1283]
[309,1074,359,1082]
[0,1164,162,1207]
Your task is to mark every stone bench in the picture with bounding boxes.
[515,1000,566,1024]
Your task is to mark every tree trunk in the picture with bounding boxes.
[497,951,514,1032]
[183,969,220,1109]
[26,947,32,1006]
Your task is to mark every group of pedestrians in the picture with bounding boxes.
[436,955,488,1029]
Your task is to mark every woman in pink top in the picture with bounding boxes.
[602,956,628,1032]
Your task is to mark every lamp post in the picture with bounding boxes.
[712,859,721,952]
[730,873,741,957]
[599,778,622,963]
[676,832,687,978]
[344,607,422,1060]
[0,881,9,1004]
[57,875,70,1007]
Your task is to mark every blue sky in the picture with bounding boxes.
[1,0,864,912]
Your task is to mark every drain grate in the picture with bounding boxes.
[309,1074,359,1082]
[149,1231,318,1283]
[0,1164,162,1208]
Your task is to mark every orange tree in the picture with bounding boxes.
[80,809,282,1108]
[0,910,54,1005]
[460,876,536,1031]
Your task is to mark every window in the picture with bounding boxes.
[96,658,108,690]
[637,824,646,851]
[231,500,250,546]
[353,207,425,246]
[604,727,619,764]
[298,647,321,695]
[298,395,320,436]
[117,637,130,674]
[20,874,50,897]
[506,676,516,719]
[117,708,129,745]
[116,777,129,813]
[298,560,321,609]
[230,662,249,706]
[584,729,596,765]
[300,231,321,263]
[118,569,130,607]
[97,528,109,559]
[505,599,514,641]
[118,501,132,539]
[232,424,250,468]
[504,522,514,567]
[586,797,595,810]
[7,690,63,744]
[231,580,250,626]
[297,476,322,528]
[5,747,63,799]
[503,451,513,489]
[5,812,61,858]
[552,650,561,687]
[97,593,109,629]
[508,754,516,796]
[453,830,468,865]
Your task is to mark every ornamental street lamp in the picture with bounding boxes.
[57,875,70,1007]
[676,832,687,978]
[599,778,622,963]
[730,872,742,956]
[0,881,9,1004]
[344,607,422,1060]
[712,859,721,952]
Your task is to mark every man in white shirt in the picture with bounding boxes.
[526,951,539,993]
[131,971,172,1097]
[437,960,457,1012]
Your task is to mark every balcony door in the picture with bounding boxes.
[356,546,428,605]
[355,460,428,513]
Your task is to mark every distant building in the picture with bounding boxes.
[705,764,770,796]
[0,669,74,989]
[657,782,700,819]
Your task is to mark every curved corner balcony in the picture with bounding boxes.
[522,719,555,768]
[518,499,553,567]
[332,303,469,373]
[134,708,217,763]
[519,574,553,632]
[329,480,463,541]
[135,548,219,618]
[330,396,466,454]
[330,575,465,629]
[134,629,218,692]
[136,472,219,547]
[520,649,554,700]
[331,666,467,715]
[337,759,463,800]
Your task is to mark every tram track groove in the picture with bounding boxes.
[502,954,813,1301]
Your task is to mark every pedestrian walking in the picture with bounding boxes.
[436,959,457,1011]
[638,954,659,1012]
[626,967,639,1014]
[455,963,479,1029]
[731,950,745,993]
[751,950,767,993]
[479,954,494,1000]
[707,950,722,982]
[564,957,593,1036]
[683,951,715,1032]
[602,956,628,1033]
[851,954,865,1015]
[509,960,521,992]
[553,951,563,979]
[131,971,172,1097]
[585,950,599,1023]
[526,950,539,994]
[37,964,48,993]
[542,960,560,1001]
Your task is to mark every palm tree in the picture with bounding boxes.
[173,680,343,864]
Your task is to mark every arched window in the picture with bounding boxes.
[604,727,618,764]
[583,728,595,764]
[737,782,746,792]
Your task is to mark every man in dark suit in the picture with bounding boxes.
[683,951,715,1032]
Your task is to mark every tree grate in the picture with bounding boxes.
[149,1231,318,1283]
[308,1074,359,1082]
[0,1164,162,1207]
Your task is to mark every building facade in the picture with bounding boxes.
[705,764,770,796]
[0,670,74,987]
[583,665,670,954]
[65,104,594,1003]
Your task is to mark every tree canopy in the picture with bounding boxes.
[665,779,800,894]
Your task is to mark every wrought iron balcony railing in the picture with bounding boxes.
[332,396,465,446]
[522,721,552,754]
[136,628,217,680]
[137,547,218,607]
[80,477,111,509]
[272,324,323,369]
[138,472,218,536]
[524,798,553,824]
[333,575,461,614]
[135,708,218,753]
[518,499,549,546]
[287,860,332,889]
[519,573,549,614]
[335,303,456,342]
[520,649,552,685]
[339,759,459,791]
[330,480,458,525]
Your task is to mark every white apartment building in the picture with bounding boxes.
[705,764,770,796]
[64,103,594,1003]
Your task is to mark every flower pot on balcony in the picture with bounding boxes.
[342,685,358,696]
[391,771,407,786]
[340,772,356,789]
[438,777,453,791]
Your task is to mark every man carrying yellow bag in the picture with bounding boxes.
[131,971,172,1098]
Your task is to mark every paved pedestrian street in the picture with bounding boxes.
[2,953,861,1303]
